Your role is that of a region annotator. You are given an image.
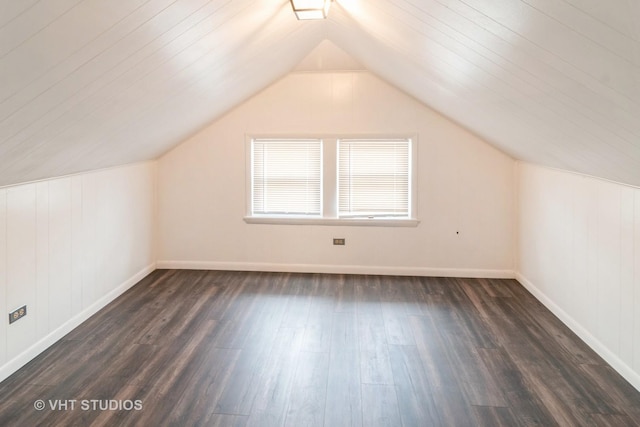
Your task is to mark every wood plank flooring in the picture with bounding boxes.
[1,270,639,426]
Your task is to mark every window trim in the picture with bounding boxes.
[244,133,419,227]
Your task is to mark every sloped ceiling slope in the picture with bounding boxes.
[328,0,640,186]
[0,0,639,187]
[0,0,323,186]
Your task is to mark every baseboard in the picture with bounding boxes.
[515,272,640,392]
[0,262,156,383]
[156,260,515,279]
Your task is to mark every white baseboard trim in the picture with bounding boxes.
[0,262,156,383]
[516,272,640,392]
[156,260,515,279]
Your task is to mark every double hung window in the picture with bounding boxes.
[338,139,410,218]
[246,136,417,226]
[251,139,322,216]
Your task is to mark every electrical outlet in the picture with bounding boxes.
[9,305,27,324]
[333,238,345,246]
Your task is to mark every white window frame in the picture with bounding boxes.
[244,134,419,227]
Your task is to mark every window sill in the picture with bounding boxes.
[243,216,420,227]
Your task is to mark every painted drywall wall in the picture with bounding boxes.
[517,162,640,390]
[0,162,156,381]
[157,71,515,276]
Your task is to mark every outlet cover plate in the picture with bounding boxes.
[9,305,27,324]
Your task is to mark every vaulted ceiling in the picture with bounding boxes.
[1,0,638,187]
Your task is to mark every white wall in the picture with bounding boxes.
[157,71,516,276]
[0,162,156,381]
[517,162,640,390]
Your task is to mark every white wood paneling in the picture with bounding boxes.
[621,187,635,366]
[0,189,7,366]
[0,0,84,58]
[70,176,83,315]
[294,39,364,71]
[35,182,49,340]
[0,0,638,188]
[585,179,600,335]
[517,162,640,391]
[0,0,41,28]
[6,185,37,360]
[595,182,621,354]
[561,0,639,41]
[328,0,640,185]
[522,0,637,61]
[48,178,73,328]
[1,0,148,100]
[81,172,97,308]
[0,0,318,186]
[635,191,640,373]
[0,162,156,382]
[570,175,590,329]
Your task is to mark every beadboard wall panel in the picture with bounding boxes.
[0,162,156,381]
[517,162,640,390]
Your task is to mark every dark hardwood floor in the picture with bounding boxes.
[1,270,639,426]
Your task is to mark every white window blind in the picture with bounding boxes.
[252,139,322,215]
[338,139,410,218]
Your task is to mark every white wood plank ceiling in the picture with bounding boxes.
[0,0,638,187]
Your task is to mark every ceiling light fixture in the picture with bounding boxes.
[290,0,332,20]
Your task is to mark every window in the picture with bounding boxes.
[246,135,418,227]
[338,139,410,218]
[251,139,322,216]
